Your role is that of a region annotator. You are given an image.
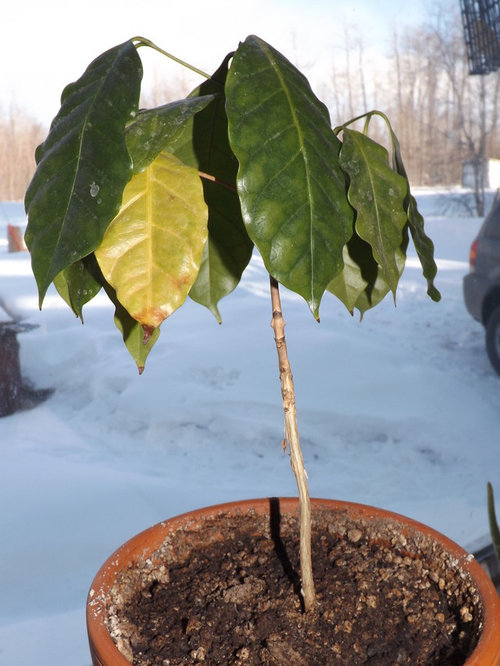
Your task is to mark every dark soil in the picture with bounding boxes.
[105,502,483,665]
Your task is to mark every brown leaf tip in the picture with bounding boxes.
[142,324,155,344]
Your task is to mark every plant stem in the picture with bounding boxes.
[269,275,317,612]
[132,36,211,80]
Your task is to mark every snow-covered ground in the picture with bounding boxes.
[0,189,498,665]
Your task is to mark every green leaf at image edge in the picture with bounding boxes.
[24,40,143,305]
[487,482,500,564]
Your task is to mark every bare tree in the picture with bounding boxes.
[3,8,500,215]
[386,1,500,214]
[0,106,46,202]
[320,2,500,214]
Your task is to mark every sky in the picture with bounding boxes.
[2,0,432,126]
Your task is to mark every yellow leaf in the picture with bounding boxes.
[95,152,208,329]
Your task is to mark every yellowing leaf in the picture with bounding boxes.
[95,151,208,330]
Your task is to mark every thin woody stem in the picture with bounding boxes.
[269,275,317,612]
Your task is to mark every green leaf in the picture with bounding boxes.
[113,309,160,374]
[94,151,208,333]
[171,55,254,321]
[125,95,216,174]
[225,35,354,318]
[406,195,441,302]
[104,278,160,373]
[353,246,406,317]
[388,125,441,302]
[24,40,143,305]
[327,229,407,316]
[487,482,500,565]
[53,255,103,320]
[327,245,369,314]
[339,129,408,298]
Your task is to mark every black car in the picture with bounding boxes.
[463,198,500,374]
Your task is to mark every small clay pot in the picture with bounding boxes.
[87,498,500,665]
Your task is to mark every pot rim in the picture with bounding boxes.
[87,497,500,666]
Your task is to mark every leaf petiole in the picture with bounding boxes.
[334,109,391,137]
[132,36,211,80]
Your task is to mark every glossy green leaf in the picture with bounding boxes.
[53,255,103,320]
[339,129,408,298]
[327,244,369,314]
[226,35,354,318]
[94,151,208,333]
[329,224,410,316]
[353,246,406,316]
[171,55,254,321]
[25,40,142,305]
[406,195,441,301]
[125,95,216,174]
[388,125,441,302]
[487,483,500,564]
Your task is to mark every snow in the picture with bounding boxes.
[0,190,498,665]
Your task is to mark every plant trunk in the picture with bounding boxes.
[269,275,316,612]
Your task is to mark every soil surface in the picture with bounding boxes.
[105,503,483,665]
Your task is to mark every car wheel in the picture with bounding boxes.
[486,305,500,375]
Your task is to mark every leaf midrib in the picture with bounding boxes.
[260,41,315,296]
[49,47,132,284]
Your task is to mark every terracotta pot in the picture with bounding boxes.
[87,498,500,665]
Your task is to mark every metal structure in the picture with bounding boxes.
[460,0,500,73]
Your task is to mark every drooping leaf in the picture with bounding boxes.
[388,124,441,302]
[329,223,410,316]
[171,55,254,321]
[353,246,406,317]
[53,255,103,320]
[125,95,216,174]
[487,483,500,565]
[225,35,354,318]
[327,244,369,314]
[94,151,208,333]
[100,276,160,373]
[406,195,441,302]
[25,40,143,305]
[339,129,408,298]
[171,54,232,168]
[113,307,160,374]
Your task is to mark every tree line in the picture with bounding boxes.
[0,106,45,203]
[320,1,500,215]
[1,1,499,215]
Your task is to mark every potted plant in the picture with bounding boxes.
[25,35,500,664]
